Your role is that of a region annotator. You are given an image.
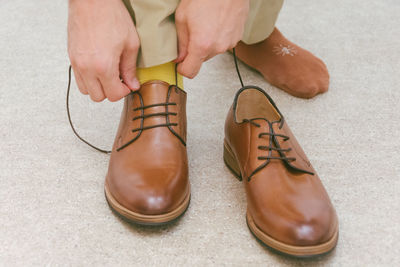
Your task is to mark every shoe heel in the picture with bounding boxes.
[223,140,242,181]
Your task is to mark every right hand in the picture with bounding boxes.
[67,0,140,102]
[174,0,249,78]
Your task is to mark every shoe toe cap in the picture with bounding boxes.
[106,167,189,216]
[288,217,337,246]
[251,203,338,247]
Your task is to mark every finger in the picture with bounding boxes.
[178,52,203,79]
[72,68,88,95]
[120,38,140,91]
[84,76,106,102]
[204,39,231,61]
[100,74,131,102]
[177,39,207,79]
[174,16,189,63]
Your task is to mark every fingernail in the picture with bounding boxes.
[132,78,140,90]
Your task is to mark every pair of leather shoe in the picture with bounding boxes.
[104,80,338,257]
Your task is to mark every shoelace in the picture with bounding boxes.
[246,119,296,180]
[233,46,315,180]
[132,104,177,133]
[66,64,181,153]
[244,119,298,181]
[116,97,181,151]
[66,66,111,154]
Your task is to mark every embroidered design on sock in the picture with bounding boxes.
[273,44,297,56]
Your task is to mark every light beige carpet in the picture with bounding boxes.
[1,0,399,266]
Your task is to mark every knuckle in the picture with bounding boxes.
[74,59,89,71]
[183,70,195,79]
[105,83,127,102]
[128,40,140,51]
[178,69,189,79]
[107,96,120,102]
[109,89,127,102]
[177,65,193,79]
[78,87,88,95]
[93,59,109,75]
[89,93,105,102]
[195,39,212,53]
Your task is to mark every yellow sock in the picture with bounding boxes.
[137,62,183,89]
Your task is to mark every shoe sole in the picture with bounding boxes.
[104,182,191,226]
[223,139,339,257]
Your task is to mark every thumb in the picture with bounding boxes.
[174,16,189,63]
[177,40,205,79]
[120,42,140,90]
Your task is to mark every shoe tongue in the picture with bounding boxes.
[139,81,172,128]
[140,81,170,105]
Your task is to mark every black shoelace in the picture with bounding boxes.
[66,64,181,153]
[116,97,181,151]
[132,104,177,133]
[243,119,300,181]
[66,66,111,154]
[233,50,313,180]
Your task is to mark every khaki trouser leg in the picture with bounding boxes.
[123,0,179,68]
[242,0,284,44]
[123,0,283,68]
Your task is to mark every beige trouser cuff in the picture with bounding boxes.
[123,0,283,68]
[242,0,284,44]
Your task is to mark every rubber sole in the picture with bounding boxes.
[104,182,191,226]
[223,139,338,257]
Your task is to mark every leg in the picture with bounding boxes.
[237,0,330,99]
[122,0,179,68]
[122,0,183,87]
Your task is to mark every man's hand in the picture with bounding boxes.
[68,0,140,102]
[175,0,250,78]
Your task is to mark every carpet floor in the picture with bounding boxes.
[1,0,399,266]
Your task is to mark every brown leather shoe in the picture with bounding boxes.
[105,81,190,225]
[224,86,338,257]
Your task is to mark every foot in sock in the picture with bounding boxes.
[234,28,329,99]
[137,61,184,89]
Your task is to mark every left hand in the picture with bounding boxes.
[175,0,250,78]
